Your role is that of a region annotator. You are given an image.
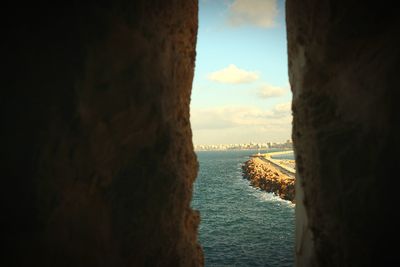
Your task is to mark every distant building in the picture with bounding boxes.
[194,140,292,151]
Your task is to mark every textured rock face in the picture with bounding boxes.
[3,1,202,266]
[286,0,400,266]
[242,158,295,202]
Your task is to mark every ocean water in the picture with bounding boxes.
[191,150,295,267]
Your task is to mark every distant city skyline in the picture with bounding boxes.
[194,139,293,151]
[190,0,291,145]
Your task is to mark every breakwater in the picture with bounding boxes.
[242,157,295,202]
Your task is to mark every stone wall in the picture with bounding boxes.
[3,1,202,266]
[286,0,400,266]
[242,158,295,202]
[4,1,400,266]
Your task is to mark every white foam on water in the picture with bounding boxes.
[250,187,295,208]
[238,160,295,208]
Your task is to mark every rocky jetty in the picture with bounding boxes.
[242,157,295,202]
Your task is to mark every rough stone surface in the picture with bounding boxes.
[242,158,295,202]
[286,0,400,266]
[3,1,202,266]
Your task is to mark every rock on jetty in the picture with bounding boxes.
[242,157,295,202]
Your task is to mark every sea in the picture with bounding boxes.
[191,150,295,267]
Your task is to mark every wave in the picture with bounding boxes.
[236,162,295,207]
[250,188,295,207]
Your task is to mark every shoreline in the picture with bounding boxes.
[242,157,295,203]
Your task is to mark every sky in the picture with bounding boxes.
[190,0,292,145]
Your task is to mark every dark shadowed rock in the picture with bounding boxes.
[2,1,202,266]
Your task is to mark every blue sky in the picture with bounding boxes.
[190,0,291,145]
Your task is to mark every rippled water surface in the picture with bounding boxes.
[191,150,295,267]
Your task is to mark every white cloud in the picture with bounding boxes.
[191,103,292,131]
[207,64,259,84]
[191,103,292,144]
[190,108,237,130]
[227,0,278,28]
[274,102,291,113]
[257,84,286,98]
